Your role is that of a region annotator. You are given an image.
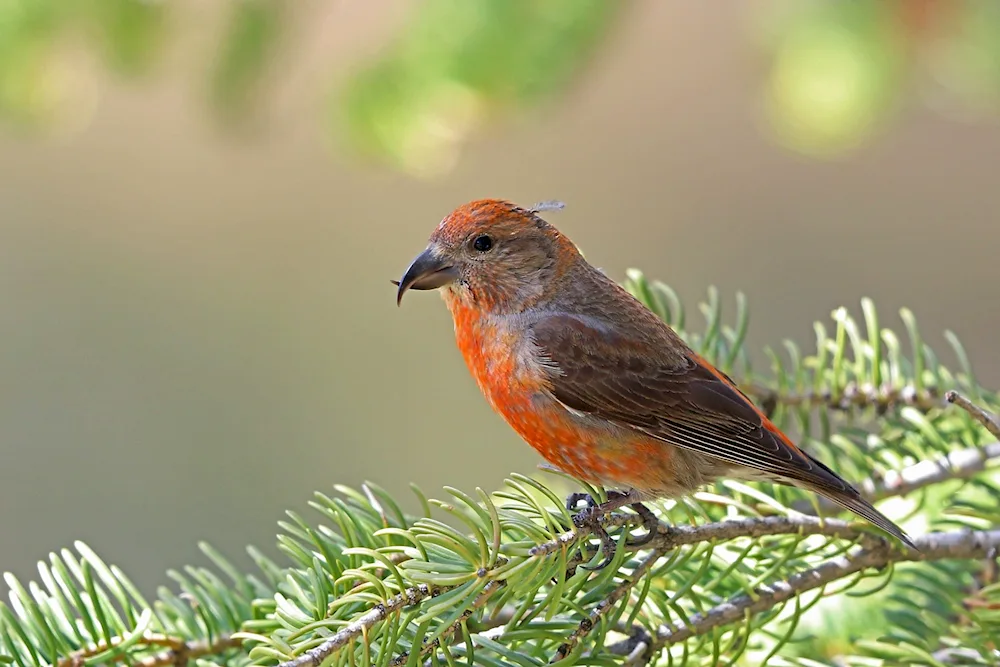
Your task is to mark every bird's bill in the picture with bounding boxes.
[395,247,460,305]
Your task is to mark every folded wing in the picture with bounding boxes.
[530,311,913,547]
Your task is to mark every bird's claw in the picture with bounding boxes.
[564,490,661,570]
[571,504,617,571]
[565,491,598,511]
[624,501,660,547]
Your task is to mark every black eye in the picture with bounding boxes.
[472,235,493,252]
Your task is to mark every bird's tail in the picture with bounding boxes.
[787,448,917,550]
[810,486,917,551]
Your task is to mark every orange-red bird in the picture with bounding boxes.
[395,199,914,563]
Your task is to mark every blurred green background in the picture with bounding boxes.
[2,0,999,600]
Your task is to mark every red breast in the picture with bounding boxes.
[443,293,679,490]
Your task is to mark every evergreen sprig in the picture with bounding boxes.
[0,541,281,667]
[2,271,999,667]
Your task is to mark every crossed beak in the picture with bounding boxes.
[394,247,460,306]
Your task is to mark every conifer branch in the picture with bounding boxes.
[552,548,664,663]
[603,625,654,664]
[272,513,882,667]
[864,440,1000,502]
[933,647,999,664]
[57,634,241,667]
[947,390,1000,440]
[747,382,943,416]
[791,439,1000,515]
[789,387,1000,515]
[275,584,446,667]
[272,520,999,667]
[533,513,873,562]
[645,514,875,549]
[653,528,1000,649]
[5,278,999,667]
[388,581,505,667]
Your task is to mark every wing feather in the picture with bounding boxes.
[531,313,848,493]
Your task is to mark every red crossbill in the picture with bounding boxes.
[395,199,914,567]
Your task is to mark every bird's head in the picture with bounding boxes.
[395,199,578,313]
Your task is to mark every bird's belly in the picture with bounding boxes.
[451,328,636,486]
[496,391,719,498]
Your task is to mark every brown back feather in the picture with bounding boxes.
[531,262,914,548]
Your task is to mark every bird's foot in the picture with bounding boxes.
[624,501,661,547]
[565,489,635,512]
[565,489,660,570]
[571,506,617,571]
[565,491,599,512]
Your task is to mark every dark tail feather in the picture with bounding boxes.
[816,489,917,551]
[791,451,917,550]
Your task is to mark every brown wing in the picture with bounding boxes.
[530,311,915,548]
[530,312,851,492]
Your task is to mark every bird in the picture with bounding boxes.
[394,198,915,568]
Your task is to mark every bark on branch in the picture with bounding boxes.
[654,528,1000,649]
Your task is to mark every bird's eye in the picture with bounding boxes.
[472,234,493,252]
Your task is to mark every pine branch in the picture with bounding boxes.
[787,388,1000,516]
[790,439,1000,515]
[0,541,279,667]
[622,271,992,430]
[602,624,654,664]
[746,381,944,416]
[387,581,505,667]
[654,528,1000,648]
[948,390,1000,440]
[934,647,1000,664]
[540,437,1000,553]
[551,548,663,663]
[273,584,446,667]
[266,513,998,667]
[531,513,872,561]
[865,440,1000,502]
[56,634,241,667]
[6,276,999,667]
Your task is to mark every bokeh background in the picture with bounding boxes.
[2,0,999,600]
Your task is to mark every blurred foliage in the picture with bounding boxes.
[760,0,1000,157]
[0,0,68,125]
[0,0,169,126]
[337,0,622,177]
[0,0,282,128]
[927,0,1000,115]
[89,0,168,77]
[210,0,285,120]
[2,0,999,167]
[760,0,904,157]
